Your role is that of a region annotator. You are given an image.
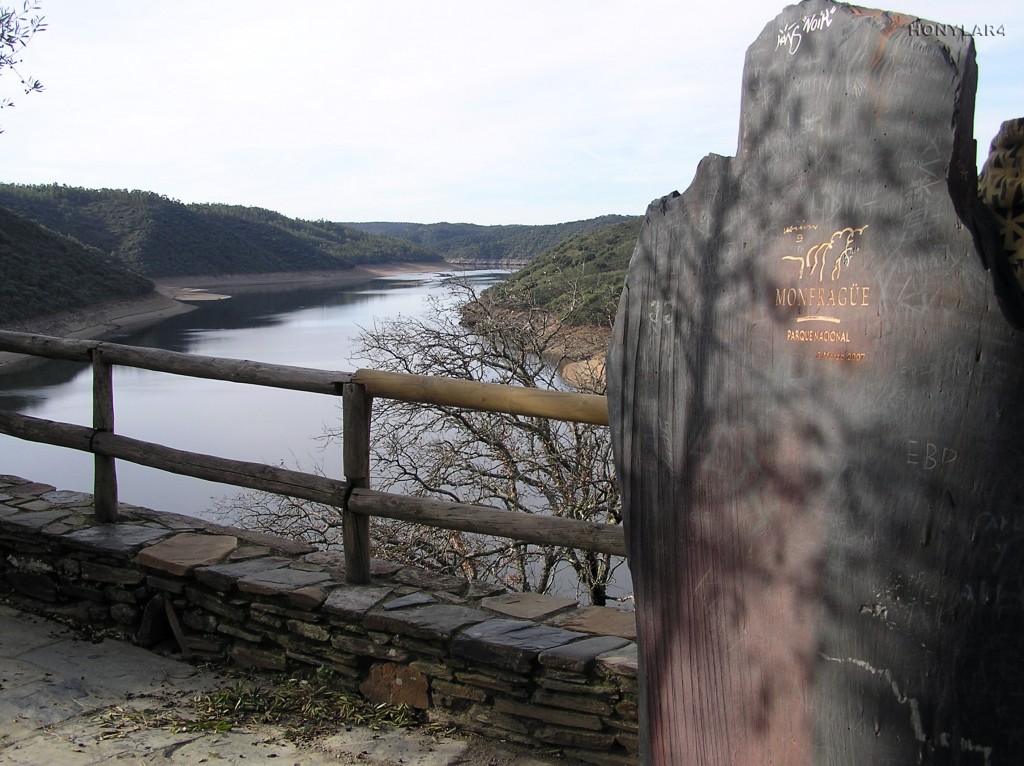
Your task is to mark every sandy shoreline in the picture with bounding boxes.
[0,262,446,373]
[153,261,446,298]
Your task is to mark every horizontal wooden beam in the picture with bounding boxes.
[0,332,610,423]
[0,330,352,395]
[0,410,349,504]
[347,488,626,557]
[0,410,625,555]
[353,368,610,426]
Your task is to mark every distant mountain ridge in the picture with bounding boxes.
[343,215,635,266]
[0,184,440,277]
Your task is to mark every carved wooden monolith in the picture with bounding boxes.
[607,2,1024,764]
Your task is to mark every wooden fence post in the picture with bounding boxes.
[342,382,372,584]
[91,349,118,522]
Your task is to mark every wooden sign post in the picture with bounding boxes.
[607,2,1024,764]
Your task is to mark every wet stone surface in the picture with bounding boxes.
[62,523,174,555]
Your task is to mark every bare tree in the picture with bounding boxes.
[219,278,624,605]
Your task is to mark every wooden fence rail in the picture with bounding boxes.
[0,330,623,583]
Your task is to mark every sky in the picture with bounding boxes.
[1,1,1021,226]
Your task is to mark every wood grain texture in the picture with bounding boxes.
[91,349,118,522]
[608,3,1024,764]
[353,368,609,425]
[0,330,352,394]
[343,383,373,584]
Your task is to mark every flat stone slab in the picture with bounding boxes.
[299,552,400,576]
[39,490,94,507]
[360,663,430,709]
[137,533,239,576]
[9,500,51,512]
[371,559,404,576]
[0,509,73,533]
[393,566,468,595]
[238,566,331,596]
[194,556,293,591]
[548,607,636,640]
[7,482,56,498]
[303,550,347,570]
[538,635,633,674]
[288,583,333,610]
[596,642,638,678]
[465,581,509,599]
[453,619,586,673]
[319,727,472,766]
[322,584,396,620]
[229,545,272,560]
[61,524,174,556]
[384,591,437,610]
[481,592,578,620]
[364,604,490,641]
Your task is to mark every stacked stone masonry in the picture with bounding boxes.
[0,475,638,765]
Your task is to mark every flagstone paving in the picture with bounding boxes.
[0,605,561,765]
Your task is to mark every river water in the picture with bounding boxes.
[0,269,633,602]
[0,270,508,519]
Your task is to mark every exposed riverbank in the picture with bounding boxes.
[0,263,445,373]
[154,262,446,298]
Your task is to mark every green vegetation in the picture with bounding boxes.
[0,207,153,325]
[343,214,635,265]
[483,217,641,327]
[1,182,638,327]
[0,184,440,277]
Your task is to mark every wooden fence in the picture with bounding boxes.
[0,330,624,584]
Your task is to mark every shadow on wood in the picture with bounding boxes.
[608,3,1024,764]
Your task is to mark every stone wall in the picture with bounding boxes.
[0,475,638,765]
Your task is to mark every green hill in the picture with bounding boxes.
[483,217,641,327]
[0,208,154,326]
[0,184,440,277]
[343,215,635,266]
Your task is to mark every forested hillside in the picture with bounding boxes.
[484,217,642,327]
[1,182,640,328]
[0,184,440,277]
[344,215,635,266]
[0,208,154,325]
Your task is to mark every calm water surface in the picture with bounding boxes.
[0,268,633,603]
[0,270,508,519]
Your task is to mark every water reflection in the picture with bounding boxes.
[0,360,91,407]
[0,269,509,516]
[0,268,631,603]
